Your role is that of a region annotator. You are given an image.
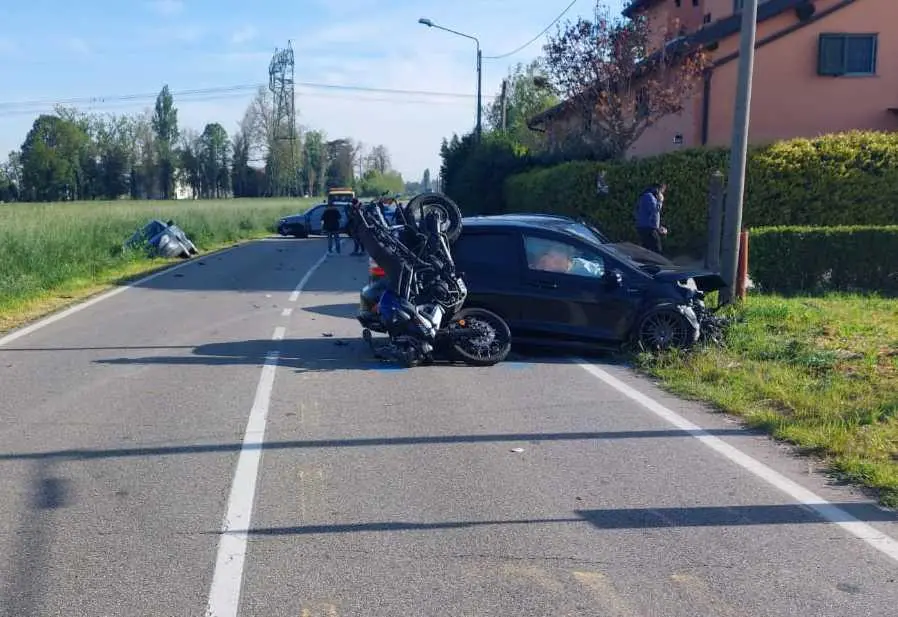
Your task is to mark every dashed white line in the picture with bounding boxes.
[205,254,326,617]
[281,308,293,317]
[576,360,898,565]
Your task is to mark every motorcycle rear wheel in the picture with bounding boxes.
[446,308,511,366]
[402,192,463,244]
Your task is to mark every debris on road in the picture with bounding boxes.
[510,447,525,453]
[321,332,334,337]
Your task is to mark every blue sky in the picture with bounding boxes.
[0,0,625,180]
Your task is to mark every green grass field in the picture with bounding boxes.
[0,197,317,331]
[639,294,898,506]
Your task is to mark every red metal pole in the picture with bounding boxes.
[736,228,749,300]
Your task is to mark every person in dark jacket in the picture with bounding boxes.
[634,183,668,254]
[346,198,364,255]
[321,203,342,254]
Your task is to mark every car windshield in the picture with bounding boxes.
[562,222,607,244]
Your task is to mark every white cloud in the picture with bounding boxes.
[147,0,184,17]
[230,26,257,45]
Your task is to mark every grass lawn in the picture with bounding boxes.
[0,197,317,333]
[638,294,898,507]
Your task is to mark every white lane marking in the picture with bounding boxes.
[0,247,244,347]
[205,255,326,617]
[281,308,293,317]
[288,252,328,302]
[576,360,898,565]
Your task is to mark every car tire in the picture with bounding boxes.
[634,305,698,352]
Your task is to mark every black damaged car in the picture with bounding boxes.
[441,213,726,351]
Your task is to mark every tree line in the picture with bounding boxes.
[0,85,424,203]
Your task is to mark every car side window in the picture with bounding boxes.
[523,235,606,279]
[452,232,521,274]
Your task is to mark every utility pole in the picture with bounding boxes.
[720,0,759,304]
[500,79,508,132]
[476,48,483,139]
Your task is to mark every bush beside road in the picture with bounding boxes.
[0,197,317,333]
[639,294,898,507]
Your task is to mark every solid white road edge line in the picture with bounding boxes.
[288,252,329,302]
[0,249,240,348]
[576,360,898,565]
[205,254,325,617]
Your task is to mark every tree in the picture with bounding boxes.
[152,85,179,198]
[543,1,707,158]
[200,122,230,198]
[324,138,354,189]
[485,60,559,150]
[19,114,90,201]
[367,144,391,174]
[358,169,404,197]
[301,129,326,196]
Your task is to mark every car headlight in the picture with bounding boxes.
[159,234,170,245]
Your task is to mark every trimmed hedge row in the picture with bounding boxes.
[503,131,898,256]
[749,226,898,295]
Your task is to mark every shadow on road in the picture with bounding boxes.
[209,501,898,537]
[0,460,71,617]
[85,330,596,373]
[0,428,756,463]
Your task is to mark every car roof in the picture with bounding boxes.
[461,213,597,239]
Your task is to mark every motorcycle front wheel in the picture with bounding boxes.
[445,308,512,366]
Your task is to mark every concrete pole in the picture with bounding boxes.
[719,0,759,305]
[705,170,724,272]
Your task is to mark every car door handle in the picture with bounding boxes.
[528,279,558,289]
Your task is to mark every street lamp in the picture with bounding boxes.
[418,17,482,139]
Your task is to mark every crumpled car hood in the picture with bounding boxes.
[651,268,727,292]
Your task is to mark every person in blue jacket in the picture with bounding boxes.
[635,183,668,254]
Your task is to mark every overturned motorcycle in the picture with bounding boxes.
[351,192,512,368]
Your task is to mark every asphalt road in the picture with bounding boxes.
[1,237,897,617]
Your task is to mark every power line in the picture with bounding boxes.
[0,88,494,119]
[483,0,578,60]
[0,81,494,112]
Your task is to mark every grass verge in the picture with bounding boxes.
[637,294,898,507]
[0,197,317,334]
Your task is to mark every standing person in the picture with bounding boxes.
[321,202,342,254]
[346,198,364,255]
[635,183,668,255]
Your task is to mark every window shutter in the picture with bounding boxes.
[818,35,845,75]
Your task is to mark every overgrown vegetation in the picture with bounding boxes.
[0,197,316,331]
[639,295,898,507]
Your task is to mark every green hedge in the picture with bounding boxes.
[749,226,898,295]
[504,131,898,256]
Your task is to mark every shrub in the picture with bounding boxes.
[504,131,898,256]
[749,226,898,295]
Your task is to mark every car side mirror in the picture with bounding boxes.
[603,269,623,289]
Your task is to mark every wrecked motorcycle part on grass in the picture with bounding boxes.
[124,219,199,259]
[352,192,512,368]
